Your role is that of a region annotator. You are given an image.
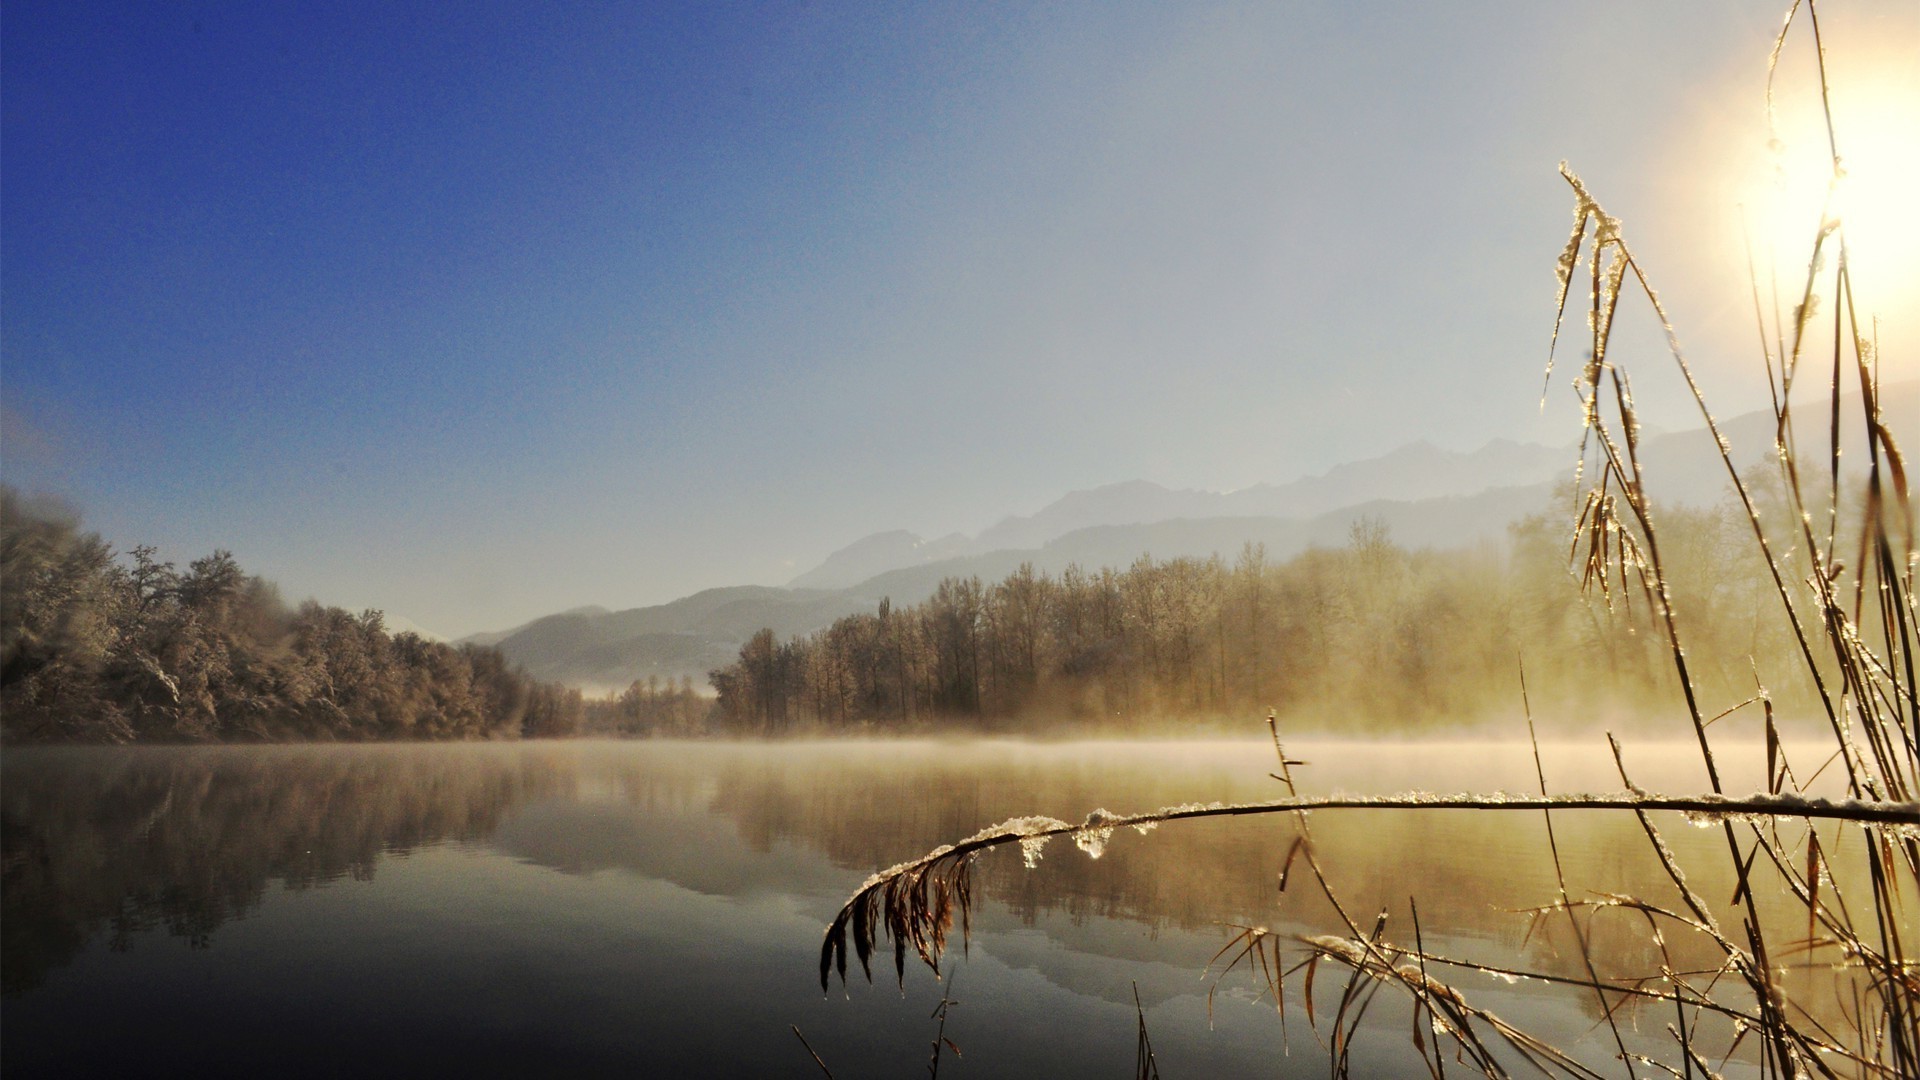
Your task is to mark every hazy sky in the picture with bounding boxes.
[5,1,1916,638]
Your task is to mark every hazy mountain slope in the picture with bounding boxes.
[832,482,1559,603]
[1051,482,1560,569]
[785,530,923,591]
[462,605,610,648]
[546,633,743,693]
[469,586,879,691]
[482,383,1914,690]
[487,484,1563,689]
[1208,438,1568,519]
[970,480,1227,552]
[796,438,1570,588]
[786,530,971,591]
[1633,380,1915,506]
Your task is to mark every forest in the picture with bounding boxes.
[4,469,1852,743]
[706,477,1851,735]
[0,487,710,743]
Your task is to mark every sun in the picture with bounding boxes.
[1738,30,1920,342]
[1653,11,1920,384]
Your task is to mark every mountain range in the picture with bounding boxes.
[461,383,1915,691]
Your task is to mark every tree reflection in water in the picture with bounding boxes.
[2,739,1874,1073]
[2,744,571,994]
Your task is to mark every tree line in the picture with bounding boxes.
[707,494,1827,735]
[8,474,1833,741]
[0,488,613,742]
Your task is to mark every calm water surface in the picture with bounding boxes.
[0,738,1858,1077]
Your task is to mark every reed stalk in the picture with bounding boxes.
[819,2,1916,1073]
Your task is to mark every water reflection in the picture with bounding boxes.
[1,738,1874,1073]
[694,740,1860,1017]
[2,744,571,993]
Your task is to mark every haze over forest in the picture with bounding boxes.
[449,384,1913,694]
[6,375,1909,741]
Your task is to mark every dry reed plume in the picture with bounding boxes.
[820,3,1918,1074]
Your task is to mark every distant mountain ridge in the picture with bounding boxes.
[787,530,970,591]
[790,437,1572,590]
[461,489,1559,692]
[464,383,1915,690]
[459,588,866,692]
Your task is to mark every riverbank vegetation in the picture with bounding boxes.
[0,489,591,742]
[706,489,1846,735]
[820,4,1918,1074]
[5,457,1871,745]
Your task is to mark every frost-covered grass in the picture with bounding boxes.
[819,4,1917,1075]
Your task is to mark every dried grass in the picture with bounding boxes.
[818,2,1917,1073]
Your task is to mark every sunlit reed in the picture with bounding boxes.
[819,3,1918,1074]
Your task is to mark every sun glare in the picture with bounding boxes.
[1740,44,1920,342]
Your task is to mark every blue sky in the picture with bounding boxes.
[5,1,1915,637]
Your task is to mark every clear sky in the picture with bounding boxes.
[4,1,1916,638]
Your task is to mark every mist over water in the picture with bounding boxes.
[1,737,1859,1076]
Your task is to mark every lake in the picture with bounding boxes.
[0,737,1877,1077]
